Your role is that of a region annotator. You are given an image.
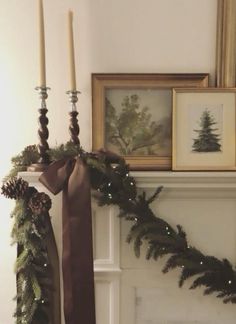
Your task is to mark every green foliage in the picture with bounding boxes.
[4,145,39,182]
[5,142,82,183]
[48,141,82,161]
[2,181,52,323]
[192,109,221,152]
[84,146,236,304]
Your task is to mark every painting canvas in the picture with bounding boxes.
[188,104,223,153]
[92,74,209,170]
[105,89,172,157]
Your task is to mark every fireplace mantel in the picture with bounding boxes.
[19,171,236,324]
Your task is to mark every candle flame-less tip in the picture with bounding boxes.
[69,10,73,21]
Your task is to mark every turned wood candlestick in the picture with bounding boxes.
[28,86,50,172]
[67,90,81,145]
[38,106,50,163]
[69,111,80,145]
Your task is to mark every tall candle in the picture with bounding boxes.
[39,0,46,87]
[68,11,77,91]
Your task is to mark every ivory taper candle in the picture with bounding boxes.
[39,0,46,87]
[68,10,77,91]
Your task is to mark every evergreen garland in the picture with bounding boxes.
[2,178,52,323]
[2,142,236,323]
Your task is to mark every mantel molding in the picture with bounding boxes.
[19,170,236,199]
[131,171,236,190]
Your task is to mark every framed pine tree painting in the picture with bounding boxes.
[172,88,236,170]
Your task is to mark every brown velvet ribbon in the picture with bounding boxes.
[39,157,96,324]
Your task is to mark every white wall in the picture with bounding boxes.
[0,0,217,323]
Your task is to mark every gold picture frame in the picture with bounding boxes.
[216,0,236,87]
[92,73,209,170]
[172,88,236,170]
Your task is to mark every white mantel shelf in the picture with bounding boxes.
[130,171,236,189]
[20,171,236,189]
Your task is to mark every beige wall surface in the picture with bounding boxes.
[0,0,217,323]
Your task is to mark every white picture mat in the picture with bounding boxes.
[174,91,236,169]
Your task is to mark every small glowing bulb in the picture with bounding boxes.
[200,261,203,265]
[130,182,134,185]
[108,183,111,187]
[228,280,232,284]
[44,263,47,267]
[167,232,170,235]
[41,300,45,304]
[166,227,169,230]
[126,173,129,177]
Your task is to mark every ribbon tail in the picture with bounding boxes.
[63,157,96,324]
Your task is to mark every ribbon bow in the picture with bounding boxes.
[39,156,96,324]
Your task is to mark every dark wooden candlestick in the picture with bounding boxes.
[67,90,80,145]
[69,111,80,145]
[38,107,50,163]
[28,86,50,172]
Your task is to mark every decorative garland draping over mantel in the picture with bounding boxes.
[2,142,236,323]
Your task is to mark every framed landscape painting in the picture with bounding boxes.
[92,73,209,170]
[172,88,236,170]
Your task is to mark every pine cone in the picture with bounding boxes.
[1,177,29,200]
[28,192,52,215]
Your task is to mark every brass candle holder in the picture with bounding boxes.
[66,90,81,145]
[28,86,51,172]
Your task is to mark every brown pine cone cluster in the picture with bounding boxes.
[1,177,29,200]
[28,192,52,215]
